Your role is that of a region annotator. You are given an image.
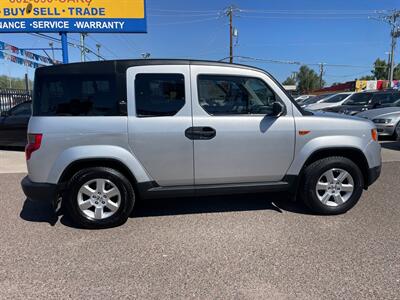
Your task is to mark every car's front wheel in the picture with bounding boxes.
[65,167,135,229]
[300,156,364,215]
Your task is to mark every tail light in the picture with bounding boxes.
[25,134,43,160]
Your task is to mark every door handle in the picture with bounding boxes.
[185,127,216,140]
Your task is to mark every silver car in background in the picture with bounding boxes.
[306,92,354,111]
[357,100,400,139]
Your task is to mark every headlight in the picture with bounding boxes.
[373,119,392,124]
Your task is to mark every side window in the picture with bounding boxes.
[34,75,118,116]
[198,75,283,116]
[135,74,185,117]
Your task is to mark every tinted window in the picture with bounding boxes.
[10,102,32,116]
[323,93,351,103]
[345,93,373,105]
[135,74,185,117]
[373,93,392,105]
[198,75,282,116]
[34,75,118,116]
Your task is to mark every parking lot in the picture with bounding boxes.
[0,142,399,299]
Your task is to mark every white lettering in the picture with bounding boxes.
[0,21,26,29]
[75,21,125,30]
[32,21,70,29]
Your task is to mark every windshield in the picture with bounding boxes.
[323,93,351,104]
[344,93,373,105]
[391,99,400,107]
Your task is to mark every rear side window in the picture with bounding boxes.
[345,93,373,105]
[135,74,185,117]
[34,75,118,116]
[373,93,392,105]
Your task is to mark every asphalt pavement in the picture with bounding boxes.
[0,145,399,299]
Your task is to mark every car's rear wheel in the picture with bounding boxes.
[65,167,135,229]
[300,157,364,215]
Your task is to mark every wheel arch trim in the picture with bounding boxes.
[47,145,152,185]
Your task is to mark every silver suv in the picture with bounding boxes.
[21,60,382,228]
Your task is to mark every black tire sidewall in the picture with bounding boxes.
[304,158,364,215]
[66,167,135,229]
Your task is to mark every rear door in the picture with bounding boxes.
[126,65,194,186]
[190,65,296,185]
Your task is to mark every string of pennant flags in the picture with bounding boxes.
[0,41,61,68]
[0,51,47,69]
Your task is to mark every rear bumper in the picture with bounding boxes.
[21,176,58,203]
[367,165,381,187]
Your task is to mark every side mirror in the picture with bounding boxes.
[1,111,9,117]
[272,102,284,117]
[372,101,381,109]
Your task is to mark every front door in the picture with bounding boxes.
[190,65,296,185]
[126,65,194,186]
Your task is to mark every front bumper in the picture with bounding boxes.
[375,124,396,136]
[21,176,58,204]
[367,165,381,187]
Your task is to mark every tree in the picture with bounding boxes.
[358,75,375,81]
[282,76,296,85]
[0,75,32,89]
[297,65,324,93]
[393,64,400,80]
[357,58,400,81]
[372,58,389,80]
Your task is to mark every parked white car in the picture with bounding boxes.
[307,93,354,111]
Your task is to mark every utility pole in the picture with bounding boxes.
[389,25,400,83]
[225,6,239,63]
[80,33,88,62]
[374,10,400,85]
[386,51,391,80]
[96,44,101,61]
[49,42,55,63]
[319,63,325,88]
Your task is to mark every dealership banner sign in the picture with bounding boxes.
[0,0,146,33]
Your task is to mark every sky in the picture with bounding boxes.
[0,0,399,86]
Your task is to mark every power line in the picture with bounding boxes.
[29,33,106,61]
[149,9,221,13]
[148,13,220,17]
[150,17,220,26]
[233,55,387,69]
[87,35,119,59]
[240,9,385,15]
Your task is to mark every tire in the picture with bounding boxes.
[65,167,135,229]
[299,156,364,215]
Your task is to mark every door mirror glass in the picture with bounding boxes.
[272,102,284,117]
